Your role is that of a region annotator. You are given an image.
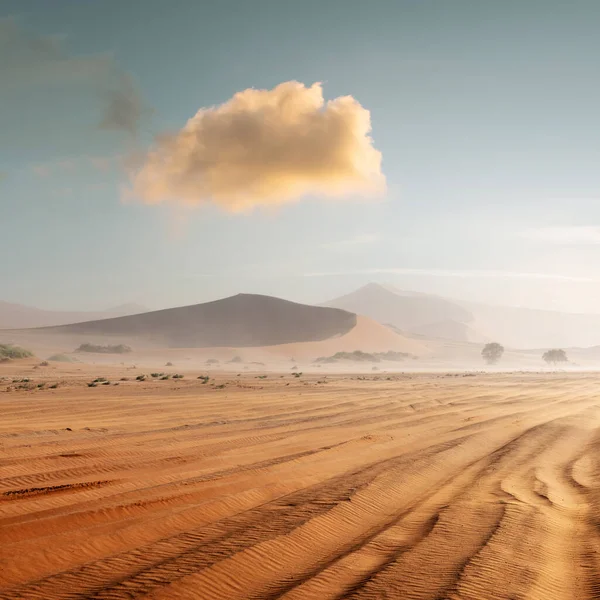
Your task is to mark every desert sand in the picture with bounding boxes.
[2,359,599,599]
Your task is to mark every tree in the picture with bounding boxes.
[481,342,504,365]
[542,349,568,366]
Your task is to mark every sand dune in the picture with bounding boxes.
[324,283,475,336]
[262,315,428,360]
[2,362,600,599]
[23,294,357,349]
[326,282,600,349]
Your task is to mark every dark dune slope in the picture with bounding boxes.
[36,294,357,348]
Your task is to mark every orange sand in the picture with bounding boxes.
[1,361,599,599]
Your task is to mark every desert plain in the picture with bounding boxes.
[1,359,599,599]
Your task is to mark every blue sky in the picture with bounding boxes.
[2,0,600,313]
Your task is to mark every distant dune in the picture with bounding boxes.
[0,301,148,329]
[23,294,357,348]
[262,315,428,360]
[464,302,600,349]
[325,282,600,349]
[324,283,483,343]
[407,318,488,344]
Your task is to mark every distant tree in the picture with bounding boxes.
[481,342,504,365]
[542,349,568,366]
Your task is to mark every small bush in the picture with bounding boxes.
[314,350,412,364]
[165,362,173,367]
[75,343,132,354]
[160,375,170,380]
[197,375,209,383]
[543,348,568,365]
[39,361,49,367]
[150,373,164,378]
[135,374,146,381]
[87,382,97,387]
[227,356,243,363]
[0,344,33,360]
[49,383,59,389]
[172,373,184,379]
[93,377,107,383]
[120,377,129,381]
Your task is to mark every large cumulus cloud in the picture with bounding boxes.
[128,82,385,211]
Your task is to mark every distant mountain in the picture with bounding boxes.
[407,319,488,344]
[463,302,600,349]
[33,294,357,348]
[325,282,600,349]
[324,283,481,343]
[0,301,148,329]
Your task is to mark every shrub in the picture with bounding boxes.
[165,362,173,367]
[227,356,242,363]
[150,373,164,378]
[481,342,504,365]
[160,375,170,380]
[542,349,568,365]
[49,383,59,389]
[314,350,412,364]
[315,350,378,363]
[375,351,411,361]
[39,361,49,367]
[75,343,132,354]
[135,374,146,381]
[197,375,209,383]
[172,373,184,379]
[0,344,33,360]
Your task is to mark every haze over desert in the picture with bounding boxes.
[4,1,600,598]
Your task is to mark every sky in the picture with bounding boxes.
[2,0,600,313]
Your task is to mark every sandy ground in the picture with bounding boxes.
[2,361,600,599]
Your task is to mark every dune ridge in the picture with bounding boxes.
[7,294,357,349]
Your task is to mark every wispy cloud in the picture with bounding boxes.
[521,226,600,245]
[1,17,148,138]
[302,267,597,283]
[321,233,380,250]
